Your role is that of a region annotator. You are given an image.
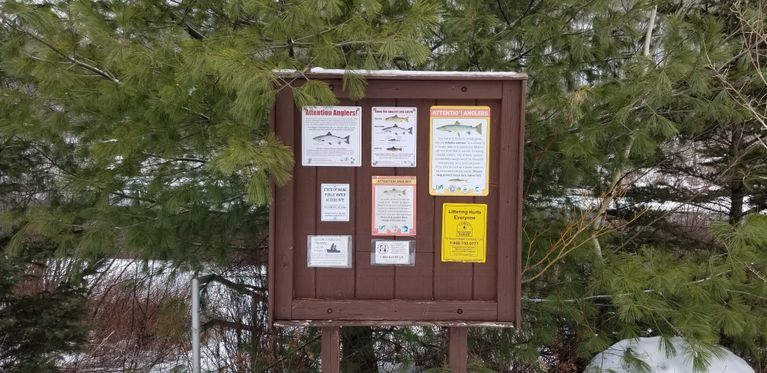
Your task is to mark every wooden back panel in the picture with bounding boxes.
[269,76,525,327]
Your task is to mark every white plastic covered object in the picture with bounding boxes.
[586,336,753,373]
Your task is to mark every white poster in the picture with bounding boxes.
[320,184,350,222]
[307,235,352,268]
[429,106,491,196]
[302,106,362,166]
[371,176,416,236]
[371,107,417,167]
[371,240,414,265]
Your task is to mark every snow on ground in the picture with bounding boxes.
[585,337,754,373]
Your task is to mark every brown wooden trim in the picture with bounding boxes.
[274,320,516,328]
[324,80,504,100]
[268,102,276,328]
[273,89,295,320]
[270,75,524,326]
[514,81,527,325]
[497,81,516,322]
[291,299,497,321]
[297,72,527,82]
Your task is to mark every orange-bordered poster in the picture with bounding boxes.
[371,176,416,236]
[429,106,491,196]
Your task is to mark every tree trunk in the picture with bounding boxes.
[341,327,377,372]
[729,122,745,224]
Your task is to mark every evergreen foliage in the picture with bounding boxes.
[0,0,766,371]
[427,0,767,371]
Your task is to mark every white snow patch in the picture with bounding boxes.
[586,337,754,373]
[273,67,526,79]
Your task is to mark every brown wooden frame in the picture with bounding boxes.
[269,72,526,327]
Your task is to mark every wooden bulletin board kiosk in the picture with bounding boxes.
[269,68,526,371]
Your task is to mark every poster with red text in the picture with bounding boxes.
[302,106,362,166]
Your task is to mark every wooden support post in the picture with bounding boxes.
[448,327,468,372]
[321,326,341,373]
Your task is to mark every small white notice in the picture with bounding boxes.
[302,106,362,166]
[307,235,352,268]
[371,240,414,266]
[371,107,417,167]
[320,184,350,222]
[372,176,416,236]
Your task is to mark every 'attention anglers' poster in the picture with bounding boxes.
[302,106,362,166]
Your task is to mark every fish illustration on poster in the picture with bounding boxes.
[371,176,416,236]
[429,106,491,196]
[302,106,362,166]
[371,107,417,167]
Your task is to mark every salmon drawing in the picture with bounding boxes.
[313,132,350,145]
[382,188,406,197]
[436,121,482,136]
[385,115,409,123]
[381,124,413,135]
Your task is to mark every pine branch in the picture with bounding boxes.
[496,0,512,27]
[613,148,757,252]
[201,318,256,332]
[590,5,658,260]
[198,273,266,295]
[1,17,121,84]
[259,333,321,373]
[524,271,731,303]
[160,4,205,40]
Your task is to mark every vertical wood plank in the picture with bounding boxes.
[395,99,434,253]
[497,81,523,321]
[293,102,317,299]
[395,252,434,299]
[316,98,358,299]
[321,326,341,373]
[274,90,295,319]
[268,101,276,326]
[448,327,468,373]
[473,99,501,301]
[432,99,475,300]
[356,98,395,299]
[514,80,526,324]
[393,99,433,299]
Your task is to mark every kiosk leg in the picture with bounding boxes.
[321,326,341,373]
[448,327,468,372]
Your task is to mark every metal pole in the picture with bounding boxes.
[192,277,200,373]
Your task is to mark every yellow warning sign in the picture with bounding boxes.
[441,203,487,263]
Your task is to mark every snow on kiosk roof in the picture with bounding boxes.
[274,67,528,80]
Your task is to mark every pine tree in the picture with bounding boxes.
[1,0,441,370]
[3,0,766,371]
[0,71,99,371]
[428,0,767,371]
